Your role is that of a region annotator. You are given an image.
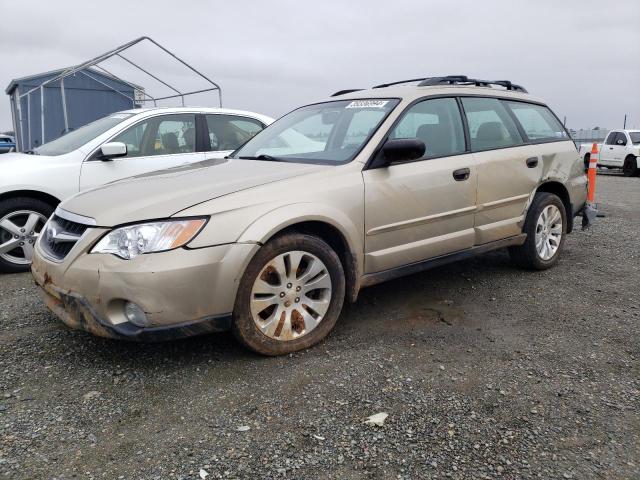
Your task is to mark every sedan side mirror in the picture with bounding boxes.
[99,142,127,161]
[371,138,426,168]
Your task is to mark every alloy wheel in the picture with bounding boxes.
[534,205,562,261]
[250,250,332,341]
[0,210,48,265]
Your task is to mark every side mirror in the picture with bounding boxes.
[371,138,426,168]
[99,142,127,160]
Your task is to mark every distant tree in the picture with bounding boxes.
[593,126,600,130]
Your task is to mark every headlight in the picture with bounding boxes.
[91,218,207,260]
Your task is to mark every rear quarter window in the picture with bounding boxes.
[504,101,568,142]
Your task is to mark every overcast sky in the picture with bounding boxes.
[1,0,638,133]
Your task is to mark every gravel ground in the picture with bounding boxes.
[1,174,638,480]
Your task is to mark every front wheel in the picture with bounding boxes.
[232,233,345,355]
[622,156,639,177]
[509,192,567,270]
[0,197,54,273]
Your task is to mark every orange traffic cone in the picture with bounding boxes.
[581,143,598,230]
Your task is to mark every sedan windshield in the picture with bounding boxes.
[232,99,399,164]
[630,132,640,144]
[34,113,135,156]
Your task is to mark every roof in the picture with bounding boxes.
[5,67,143,95]
[115,106,274,125]
[325,84,543,105]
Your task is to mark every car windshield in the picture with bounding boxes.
[232,99,399,164]
[33,113,135,156]
[630,132,640,144]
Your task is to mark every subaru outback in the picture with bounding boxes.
[31,75,587,355]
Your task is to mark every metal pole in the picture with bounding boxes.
[27,92,32,149]
[60,77,69,134]
[623,114,627,129]
[40,85,45,145]
[143,37,222,106]
[93,64,158,105]
[15,92,24,152]
[78,70,136,104]
[115,53,184,99]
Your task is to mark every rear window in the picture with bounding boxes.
[504,101,568,142]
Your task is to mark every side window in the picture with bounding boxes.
[112,122,147,158]
[462,97,523,151]
[111,114,196,158]
[389,97,466,158]
[206,115,264,151]
[504,101,568,142]
[605,132,618,145]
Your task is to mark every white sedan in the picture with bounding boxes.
[0,107,273,272]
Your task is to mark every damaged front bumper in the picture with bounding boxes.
[36,279,232,341]
[31,237,260,342]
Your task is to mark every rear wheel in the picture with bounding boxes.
[509,192,567,270]
[622,156,638,177]
[232,233,345,355]
[0,197,54,273]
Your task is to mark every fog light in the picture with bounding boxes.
[124,302,147,327]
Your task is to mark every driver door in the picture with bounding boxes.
[363,97,477,273]
[80,113,204,190]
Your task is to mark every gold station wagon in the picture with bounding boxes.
[32,75,587,355]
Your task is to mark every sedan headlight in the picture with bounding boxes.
[91,218,207,260]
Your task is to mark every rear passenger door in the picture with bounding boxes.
[461,97,538,245]
[363,97,477,273]
[204,114,265,158]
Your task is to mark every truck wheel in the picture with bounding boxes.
[622,156,638,177]
[232,232,345,355]
[0,197,54,273]
[509,192,567,271]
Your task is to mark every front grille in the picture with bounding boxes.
[40,214,90,261]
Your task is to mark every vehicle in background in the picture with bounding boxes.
[578,129,640,177]
[0,107,273,272]
[0,134,16,153]
[31,75,588,355]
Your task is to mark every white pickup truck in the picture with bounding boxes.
[578,129,640,177]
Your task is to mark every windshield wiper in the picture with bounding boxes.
[237,154,284,162]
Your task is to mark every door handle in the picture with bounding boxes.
[609,147,613,150]
[526,156,539,168]
[452,167,470,181]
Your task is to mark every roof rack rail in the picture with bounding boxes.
[419,75,528,93]
[371,75,528,93]
[331,89,363,97]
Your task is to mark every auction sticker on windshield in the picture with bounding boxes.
[346,100,389,109]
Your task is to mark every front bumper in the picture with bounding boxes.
[32,237,260,341]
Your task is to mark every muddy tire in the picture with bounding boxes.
[0,197,54,274]
[622,156,638,177]
[232,232,345,356]
[509,192,567,271]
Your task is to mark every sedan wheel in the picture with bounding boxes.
[0,210,48,266]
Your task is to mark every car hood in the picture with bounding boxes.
[62,158,328,226]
